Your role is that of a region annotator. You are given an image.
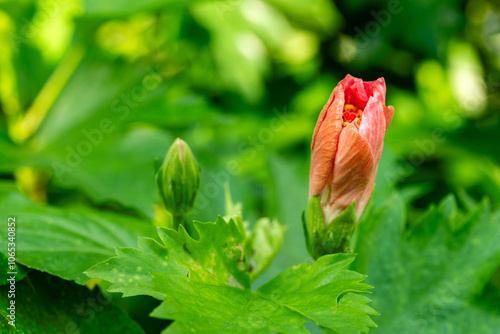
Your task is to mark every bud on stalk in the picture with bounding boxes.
[303,75,394,259]
[156,138,200,228]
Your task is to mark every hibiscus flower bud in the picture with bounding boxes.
[303,75,394,258]
[156,138,200,218]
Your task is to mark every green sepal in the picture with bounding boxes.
[306,195,325,259]
[304,197,357,259]
[324,200,357,253]
[301,209,309,251]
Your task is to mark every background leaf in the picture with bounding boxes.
[352,194,500,333]
[0,188,157,284]
[0,271,144,334]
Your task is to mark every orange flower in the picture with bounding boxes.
[309,74,394,224]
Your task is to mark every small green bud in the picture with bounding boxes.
[156,138,200,217]
[247,218,284,281]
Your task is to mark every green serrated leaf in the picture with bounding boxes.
[151,253,376,334]
[353,193,500,334]
[0,190,157,285]
[0,271,144,334]
[87,214,375,334]
[150,273,307,334]
[86,216,251,299]
[164,218,250,288]
[257,253,377,333]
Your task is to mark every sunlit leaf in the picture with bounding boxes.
[0,190,157,285]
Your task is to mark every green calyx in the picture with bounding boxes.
[302,196,357,259]
[156,138,200,220]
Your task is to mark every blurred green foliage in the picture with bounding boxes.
[1,0,500,332]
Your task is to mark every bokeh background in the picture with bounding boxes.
[1,0,500,333]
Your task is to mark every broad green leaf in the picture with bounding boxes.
[353,194,500,334]
[0,271,144,333]
[151,253,376,333]
[151,274,307,334]
[86,216,251,299]
[257,253,377,334]
[0,190,157,285]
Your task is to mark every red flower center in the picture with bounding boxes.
[342,104,363,128]
[343,111,357,123]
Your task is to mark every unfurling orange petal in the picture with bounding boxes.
[323,123,375,224]
[309,85,344,196]
[359,97,386,163]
